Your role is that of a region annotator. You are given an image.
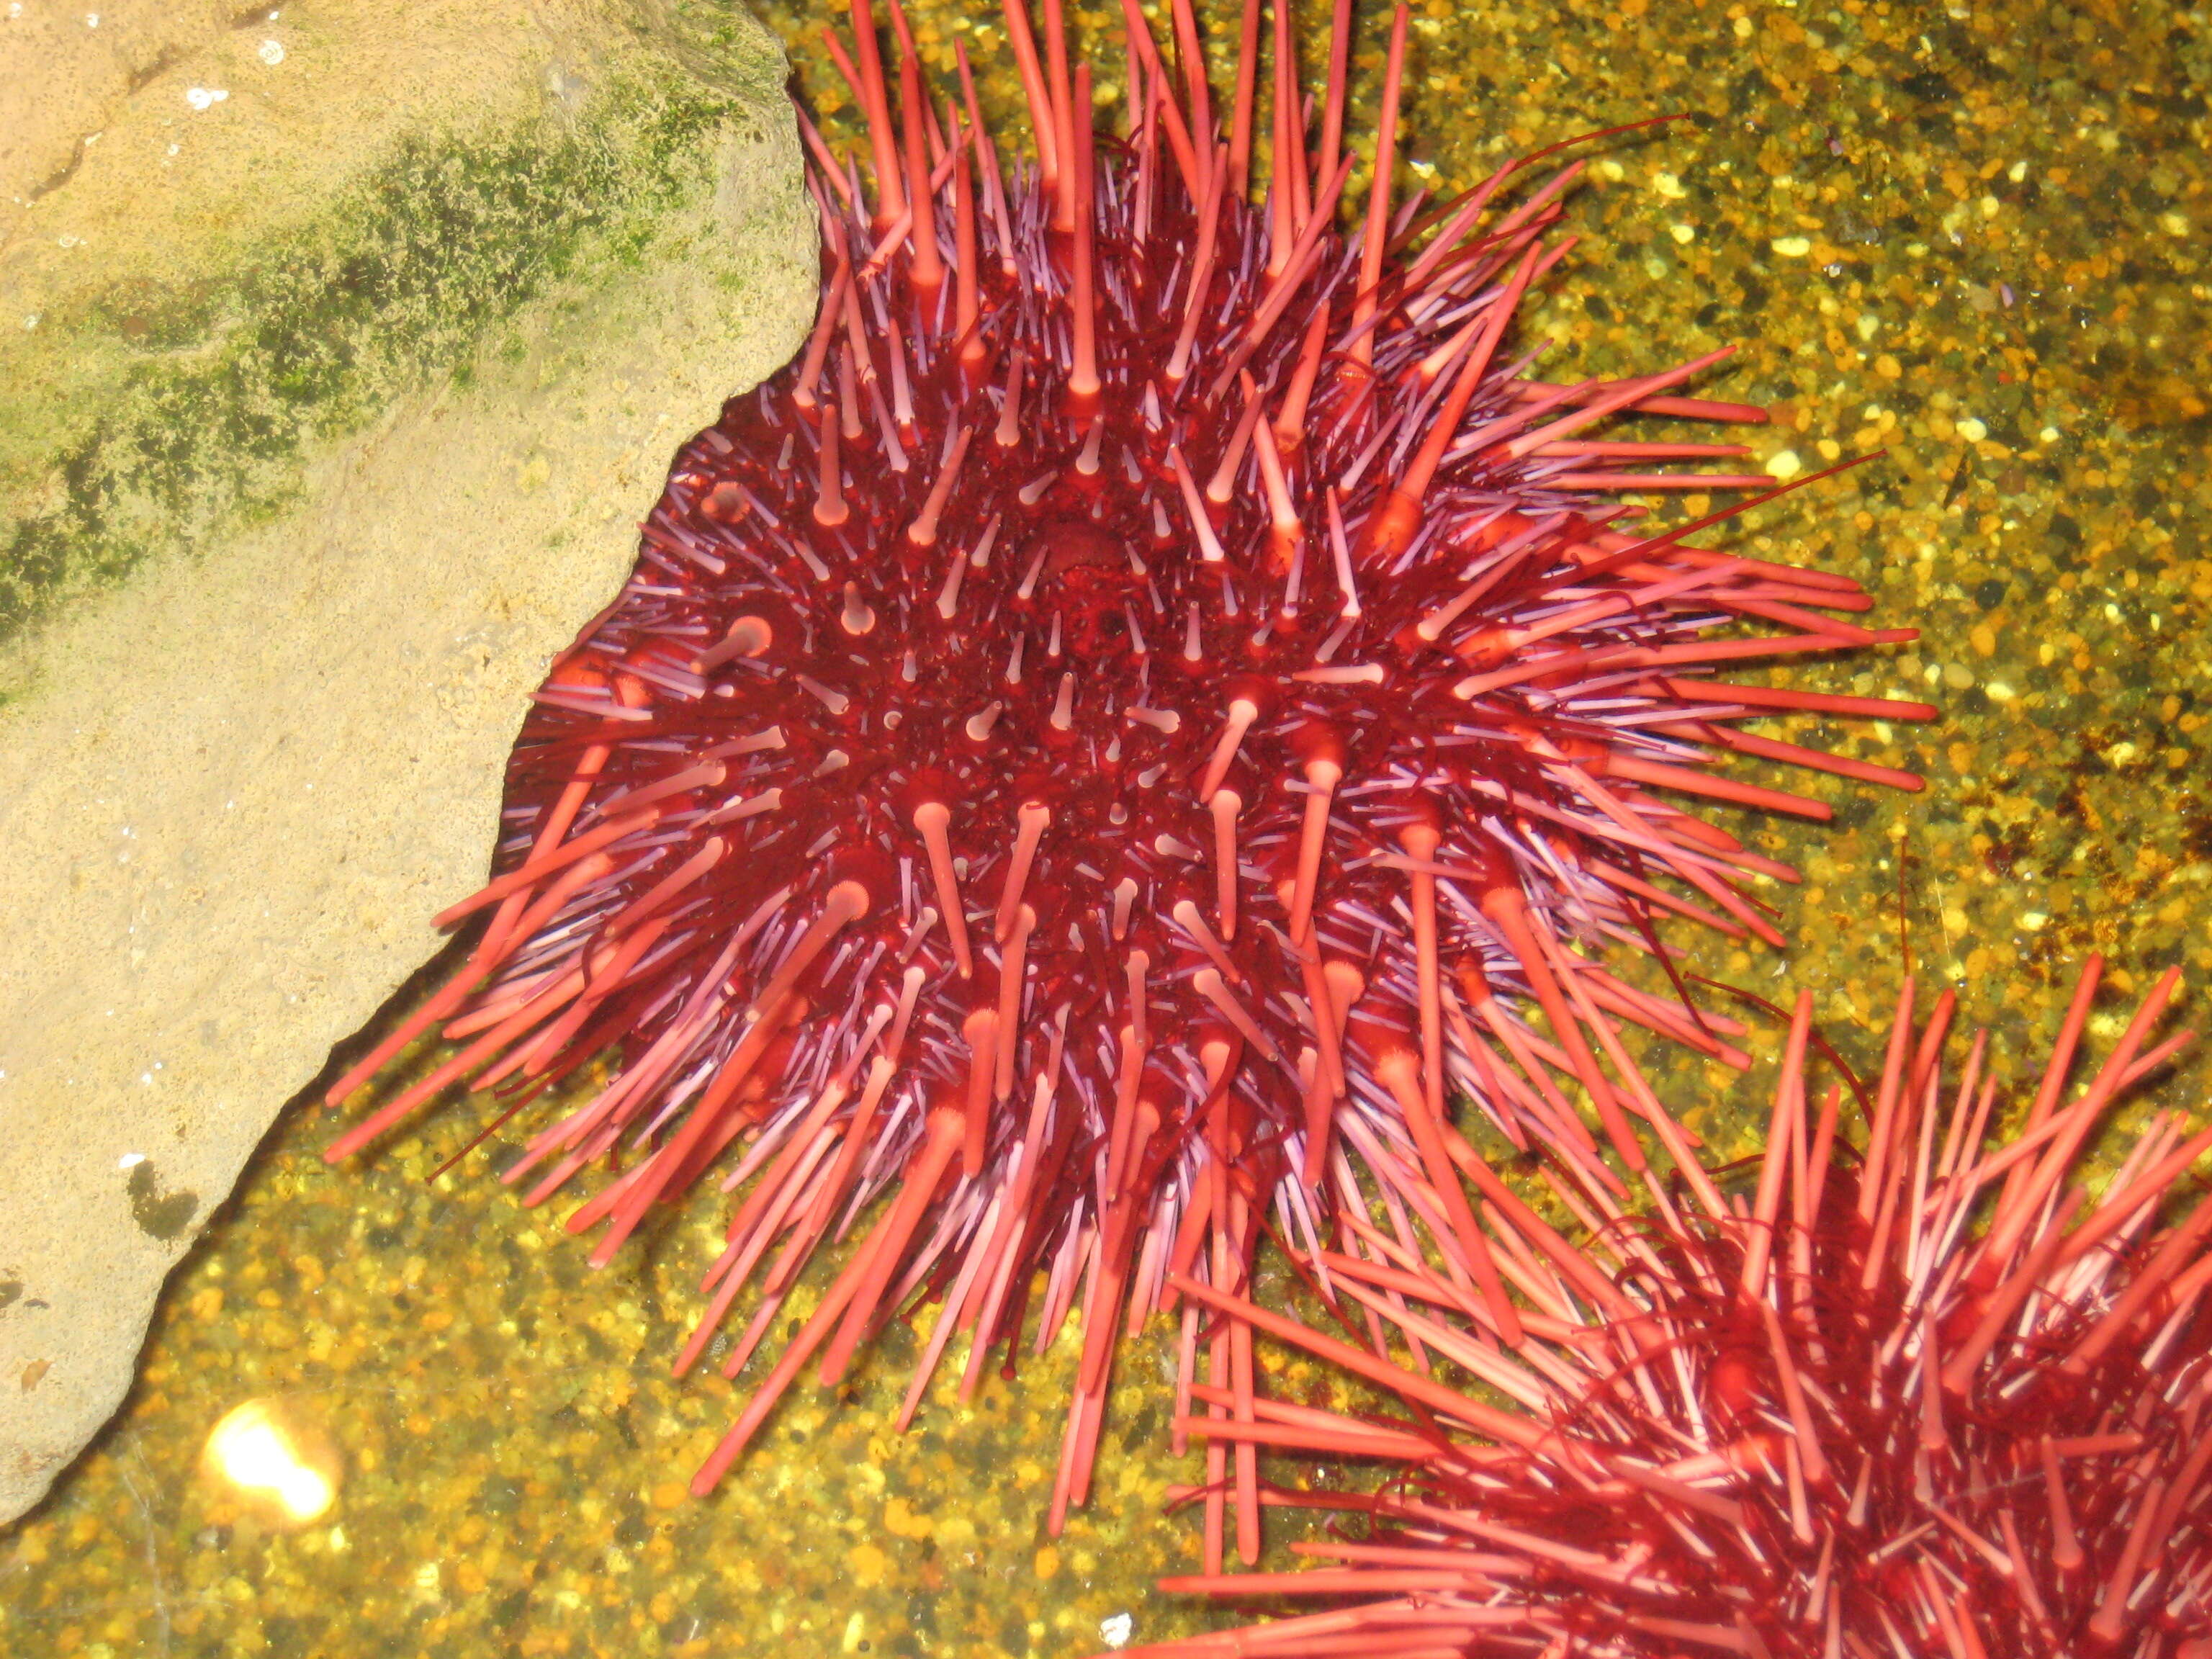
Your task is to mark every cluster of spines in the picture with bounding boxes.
[326,0,1936,1539]
[1133,956,2211,1655]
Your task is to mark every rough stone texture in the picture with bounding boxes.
[0,1,814,1524]
[0,0,240,246]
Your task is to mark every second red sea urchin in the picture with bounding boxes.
[323,0,1932,1529]
[1151,957,2212,1653]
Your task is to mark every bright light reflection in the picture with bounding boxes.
[202,1399,338,1524]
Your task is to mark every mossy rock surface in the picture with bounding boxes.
[0,0,814,1525]
[0,0,799,665]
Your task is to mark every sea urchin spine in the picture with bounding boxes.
[1150,956,2211,1653]
[325,0,1932,1533]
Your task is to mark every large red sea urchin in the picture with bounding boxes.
[323,0,1933,1530]
[1149,957,2212,1654]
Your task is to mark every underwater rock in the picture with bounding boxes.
[0,0,814,1524]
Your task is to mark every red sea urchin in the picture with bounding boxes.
[323,0,1932,1528]
[1148,958,2212,1654]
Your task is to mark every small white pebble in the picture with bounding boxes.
[1985,681,2015,703]
[118,1152,145,1169]
[2161,212,2190,236]
[1652,171,1686,201]
[2007,160,2028,182]
[1764,449,1802,482]
[185,87,230,110]
[1956,416,1988,442]
[1668,222,1695,244]
[1100,1614,1134,1650]
[2039,425,2061,444]
[2020,912,2048,932]
[258,37,284,64]
[22,313,37,331]
[86,11,99,24]
[1771,235,1812,258]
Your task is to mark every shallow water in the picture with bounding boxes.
[4,0,2208,1654]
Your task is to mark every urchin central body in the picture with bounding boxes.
[327,0,1928,1531]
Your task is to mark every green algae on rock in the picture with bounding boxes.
[0,1,802,667]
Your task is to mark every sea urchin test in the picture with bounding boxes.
[323,0,1932,1531]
